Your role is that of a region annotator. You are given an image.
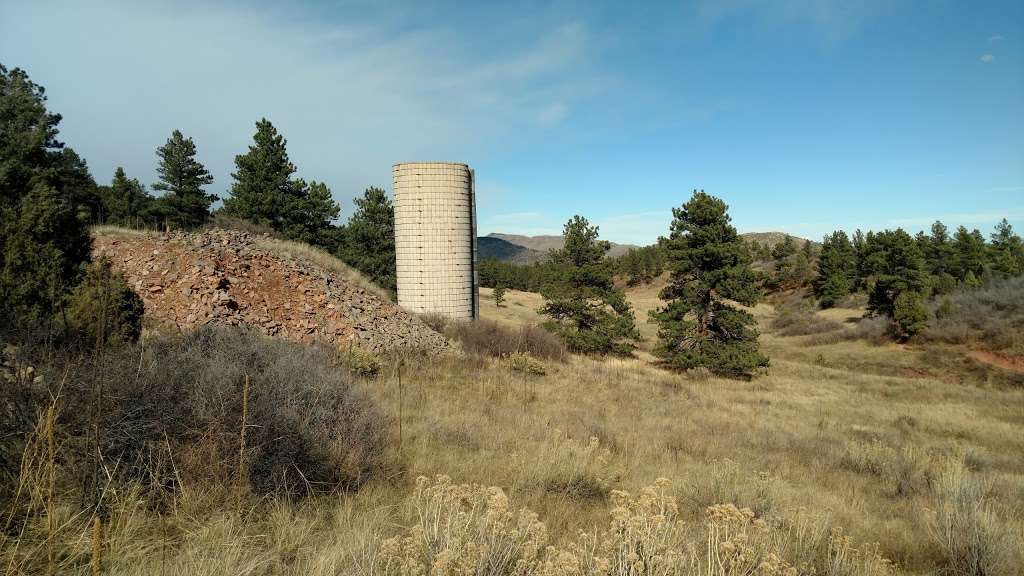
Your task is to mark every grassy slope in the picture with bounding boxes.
[13,236,1022,574]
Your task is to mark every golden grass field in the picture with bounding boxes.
[4,278,1023,575]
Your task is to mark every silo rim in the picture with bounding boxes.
[393,161,470,168]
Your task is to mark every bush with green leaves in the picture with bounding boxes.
[814,230,856,308]
[652,190,768,378]
[539,215,640,356]
[66,258,144,346]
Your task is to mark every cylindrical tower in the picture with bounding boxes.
[393,162,478,320]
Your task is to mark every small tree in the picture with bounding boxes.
[493,285,507,307]
[651,190,768,378]
[892,290,928,341]
[152,130,215,229]
[67,258,144,346]
[813,230,856,308]
[951,226,988,283]
[336,187,396,292]
[540,215,639,356]
[99,167,152,226]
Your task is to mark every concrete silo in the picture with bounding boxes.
[393,162,478,320]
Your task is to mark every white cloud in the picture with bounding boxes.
[980,53,995,63]
[0,2,606,213]
[989,34,1004,42]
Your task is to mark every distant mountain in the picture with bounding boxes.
[487,233,640,259]
[477,236,546,264]
[740,232,817,249]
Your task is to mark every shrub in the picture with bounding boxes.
[447,319,566,361]
[515,430,616,501]
[926,456,1019,576]
[494,285,507,307]
[922,276,1024,351]
[504,351,546,376]
[338,344,382,378]
[376,475,550,575]
[372,477,896,576]
[13,326,388,499]
[892,291,929,340]
[65,257,144,346]
[771,296,844,337]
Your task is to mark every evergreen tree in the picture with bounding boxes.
[152,130,215,229]
[99,167,152,226]
[892,290,929,341]
[222,119,340,245]
[989,218,1023,278]
[0,64,93,327]
[493,285,507,307]
[337,187,396,292]
[540,215,639,356]
[862,229,928,318]
[813,230,856,308]
[950,226,988,283]
[923,221,957,295]
[651,190,768,378]
[771,235,796,262]
[222,118,296,227]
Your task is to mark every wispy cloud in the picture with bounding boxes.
[0,2,607,212]
[989,34,1004,42]
[980,53,995,63]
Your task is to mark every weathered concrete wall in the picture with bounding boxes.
[393,162,478,320]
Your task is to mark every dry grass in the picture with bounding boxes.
[3,280,1023,575]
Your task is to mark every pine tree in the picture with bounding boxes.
[951,226,988,284]
[493,285,507,307]
[337,187,396,292]
[651,190,768,378]
[862,229,928,318]
[1,64,93,327]
[99,167,151,226]
[813,230,856,308]
[222,119,340,245]
[222,118,296,227]
[923,221,957,295]
[540,215,639,356]
[152,130,215,229]
[281,179,340,246]
[989,218,1023,278]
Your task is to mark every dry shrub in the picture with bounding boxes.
[447,319,567,361]
[370,477,895,576]
[505,352,547,376]
[376,475,549,576]
[926,455,1021,576]
[418,313,450,334]
[804,316,890,346]
[515,430,617,502]
[922,276,1024,352]
[10,326,388,501]
[680,459,778,518]
[839,440,933,498]
[771,296,843,337]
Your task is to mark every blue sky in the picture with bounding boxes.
[2,0,1021,244]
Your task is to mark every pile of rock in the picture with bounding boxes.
[92,229,448,355]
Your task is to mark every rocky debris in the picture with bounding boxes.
[92,229,448,355]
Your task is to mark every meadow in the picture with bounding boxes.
[2,281,1022,575]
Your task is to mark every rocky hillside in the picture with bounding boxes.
[92,228,447,355]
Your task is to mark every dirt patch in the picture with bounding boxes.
[93,228,447,355]
[967,350,1024,374]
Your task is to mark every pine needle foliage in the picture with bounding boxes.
[651,190,768,378]
[539,215,640,356]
